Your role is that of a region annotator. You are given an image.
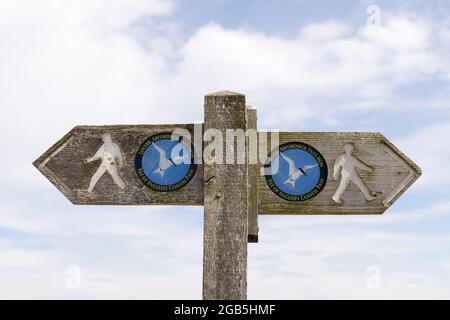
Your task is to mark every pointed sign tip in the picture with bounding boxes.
[381,134,422,176]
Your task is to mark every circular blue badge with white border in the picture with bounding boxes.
[135,132,197,192]
[264,142,328,201]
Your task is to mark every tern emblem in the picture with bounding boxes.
[265,141,328,202]
[135,132,198,192]
[280,153,318,189]
[152,143,189,178]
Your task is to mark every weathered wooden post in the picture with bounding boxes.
[203,91,248,300]
[247,107,259,243]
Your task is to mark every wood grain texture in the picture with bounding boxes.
[258,132,421,215]
[33,124,204,205]
[247,107,259,243]
[202,91,248,300]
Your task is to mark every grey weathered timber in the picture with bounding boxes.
[33,124,204,205]
[258,132,421,215]
[203,91,248,300]
[246,107,259,243]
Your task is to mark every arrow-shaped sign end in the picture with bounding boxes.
[33,127,79,204]
[379,134,422,208]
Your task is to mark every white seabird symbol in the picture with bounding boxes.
[280,153,318,189]
[152,142,190,178]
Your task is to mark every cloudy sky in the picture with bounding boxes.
[1,0,450,299]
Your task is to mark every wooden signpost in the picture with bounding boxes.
[34,91,421,300]
[258,132,421,215]
[33,124,204,205]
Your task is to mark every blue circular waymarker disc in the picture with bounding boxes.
[135,132,197,192]
[264,142,328,202]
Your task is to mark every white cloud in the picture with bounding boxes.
[0,0,173,29]
[170,14,445,128]
[299,21,351,42]
[183,14,438,91]
[0,0,174,149]
[260,201,450,230]
[0,264,202,299]
[249,221,450,299]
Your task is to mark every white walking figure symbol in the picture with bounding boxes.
[84,133,126,193]
[280,153,318,189]
[152,142,190,178]
[332,143,377,204]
